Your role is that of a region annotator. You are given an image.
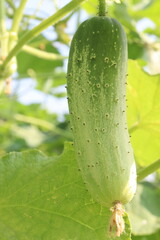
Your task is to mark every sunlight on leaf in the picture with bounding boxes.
[127,60,160,166]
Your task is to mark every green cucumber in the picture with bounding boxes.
[67,16,137,223]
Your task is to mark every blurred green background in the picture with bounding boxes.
[1,0,159,157]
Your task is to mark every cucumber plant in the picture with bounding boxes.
[67,1,137,237]
[0,0,160,239]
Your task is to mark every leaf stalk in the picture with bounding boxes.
[137,159,160,182]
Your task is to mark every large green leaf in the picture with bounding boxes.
[127,60,160,166]
[0,143,131,240]
[126,182,160,236]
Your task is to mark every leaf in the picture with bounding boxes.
[17,35,63,77]
[128,0,154,12]
[112,0,121,3]
[130,0,160,25]
[36,71,66,93]
[132,230,160,240]
[11,124,46,147]
[127,60,160,166]
[126,182,160,236]
[127,31,144,60]
[0,97,68,155]
[112,2,135,30]
[0,143,131,240]
[82,0,98,14]
[144,27,160,38]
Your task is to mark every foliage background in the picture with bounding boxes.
[0,0,160,239]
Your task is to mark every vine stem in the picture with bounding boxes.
[22,45,67,60]
[137,159,160,182]
[8,0,29,60]
[11,0,29,33]
[0,0,86,71]
[98,0,106,16]
[0,0,6,33]
[6,0,16,10]
[0,0,8,59]
[14,114,72,139]
[129,121,140,134]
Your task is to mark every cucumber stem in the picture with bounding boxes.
[137,158,160,182]
[109,202,125,237]
[98,0,106,16]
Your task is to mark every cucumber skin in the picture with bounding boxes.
[67,17,137,207]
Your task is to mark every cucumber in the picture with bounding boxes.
[67,16,137,234]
